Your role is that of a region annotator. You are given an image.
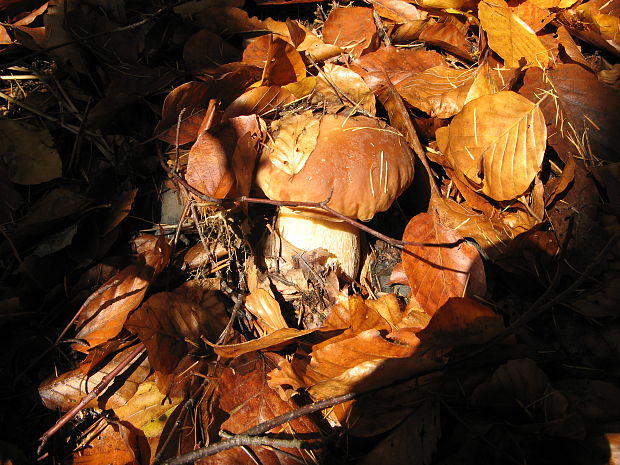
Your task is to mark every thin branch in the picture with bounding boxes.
[37,343,146,455]
[158,392,356,465]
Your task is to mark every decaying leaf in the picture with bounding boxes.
[436,91,546,201]
[322,6,380,58]
[401,213,487,315]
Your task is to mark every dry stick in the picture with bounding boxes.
[37,342,146,454]
[158,392,356,465]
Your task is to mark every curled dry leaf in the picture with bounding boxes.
[153,81,212,145]
[242,34,306,86]
[401,212,487,315]
[322,6,380,58]
[72,235,171,352]
[245,287,288,335]
[436,91,547,201]
[479,0,550,69]
[395,66,477,118]
[311,63,376,115]
[39,345,150,411]
[222,85,295,120]
[369,0,427,22]
[71,420,139,465]
[418,19,472,61]
[210,327,316,359]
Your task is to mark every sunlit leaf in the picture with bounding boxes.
[479,0,550,69]
[436,91,546,200]
[323,6,379,57]
[401,212,487,315]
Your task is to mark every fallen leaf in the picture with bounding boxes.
[401,212,487,315]
[210,327,316,358]
[222,85,295,120]
[203,353,321,465]
[520,64,620,162]
[185,129,235,198]
[183,29,241,74]
[311,63,376,114]
[244,287,289,334]
[125,283,228,376]
[39,345,150,411]
[395,66,477,118]
[479,0,550,69]
[322,6,379,58]
[72,235,171,352]
[243,34,305,86]
[72,420,139,465]
[0,120,62,185]
[369,0,427,22]
[436,91,547,201]
[195,6,265,34]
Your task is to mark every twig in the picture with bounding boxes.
[37,342,146,455]
[158,392,356,465]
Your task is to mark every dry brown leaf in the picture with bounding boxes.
[479,0,550,69]
[353,47,446,92]
[185,130,235,198]
[72,420,139,465]
[209,327,316,358]
[311,63,376,114]
[322,6,380,58]
[401,212,487,315]
[418,19,472,61]
[285,18,343,61]
[202,353,321,465]
[369,0,427,22]
[507,0,553,33]
[243,34,306,86]
[39,345,150,411]
[416,0,478,10]
[436,91,546,201]
[222,85,295,120]
[72,235,171,352]
[395,66,477,118]
[520,64,620,162]
[244,287,288,335]
[125,283,228,376]
[153,81,212,145]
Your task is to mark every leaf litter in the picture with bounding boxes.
[0,0,618,464]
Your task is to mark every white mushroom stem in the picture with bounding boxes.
[275,206,361,281]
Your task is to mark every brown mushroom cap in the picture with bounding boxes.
[256,112,415,221]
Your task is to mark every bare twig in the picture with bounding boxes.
[158,392,356,465]
[37,342,146,455]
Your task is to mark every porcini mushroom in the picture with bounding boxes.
[256,111,415,281]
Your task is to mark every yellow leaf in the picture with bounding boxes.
[479,0,550,69]
[436,91,546,201]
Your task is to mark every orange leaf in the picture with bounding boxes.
[322,6,380,58]
[125,283,228,376]
[72,235,170,352]
[401,212,486,315]
[210,327,316,358]
[204,353,321,465]
[222,85,295,120]
[243,35,305,86]
[72,421,139,465]
[185,130,235,198]
[436,91,546,200]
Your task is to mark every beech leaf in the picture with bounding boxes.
[401,212,487,315]
[436,91,546,201]
[479,0,550,69]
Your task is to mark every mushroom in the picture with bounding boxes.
[256,111,415,281]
